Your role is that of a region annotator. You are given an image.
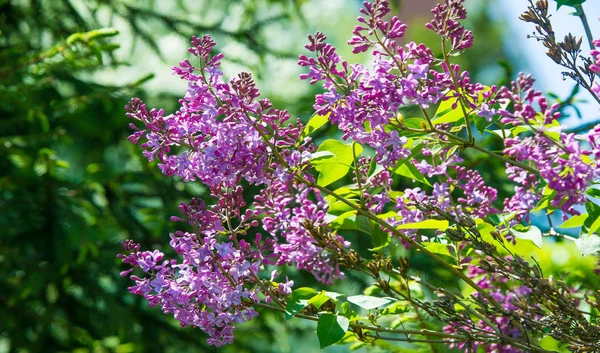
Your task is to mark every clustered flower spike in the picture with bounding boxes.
[497,73,600,219]
[122,34,350,346]
[426,0,474,52]
[349,0,406,54]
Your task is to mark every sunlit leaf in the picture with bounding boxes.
[396,219,448,230]
[301,112,330,140]
[347,295,395,310]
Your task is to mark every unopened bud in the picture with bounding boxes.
[446,228,465,241]
[459,215,476,228]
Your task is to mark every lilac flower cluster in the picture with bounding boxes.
[118,236,261,347]
[298,0,474,168]
[254,180,347,284]
[497,73,600,218]
[444,260,538,353]
[126,35,269,188]
[390,144,497,240]
[425,0,474,53]
[123,34,352,345]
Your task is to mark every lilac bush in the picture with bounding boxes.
[119,0,600,351]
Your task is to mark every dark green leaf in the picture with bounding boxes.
[317,314,349,349]
[554,0,586,9]
[369,219,390,251]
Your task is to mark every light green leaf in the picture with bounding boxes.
[510,226,543,249]
[302,112,330,140]
[396,219,448,230]
[329,210,359,231]
[285,287,318,319]
[317,314,349,349]
[393,160,431,186]
[66,28,119,44]
[312,140,362,187]
[421,242,454,258]
[557,213,588,229]
[433,94,464,126]
[308,291,333,309]
[347,295,395,310]
[403,117,428,129]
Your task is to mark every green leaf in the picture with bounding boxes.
[396,219,448,230]
[369,219,391,251]
[510,125,530,137]
[588,216,600,236]
[557,213,588,229]
[380,303,410,315]
[308,151,336,165]
[574,233,600,256]
[403,117,428,129]
[555,0,586,9]
[66,28,119,44]
[393,159,431,186]
[312,140,362,187]
[510,225,543,249]
[317,314,349,349]
[584,201,600,234]
[433,95,464,126]
[302,112,330,140]
[285,287,318,319]
[421,242,454,259]
[486,128,505,139]
[347,295,395,310]
[586,186,600,199]
[474,115,490,135]
[308,291,333,309]
[533,187,556,213]
[330,211,359,231]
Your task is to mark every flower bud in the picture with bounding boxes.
[446,228,465,241]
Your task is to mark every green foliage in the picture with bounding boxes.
[316,314,349,349]
[396,219,449,230]
[511,225,543,249]
[301,113,330,140]
[285,287,319,319]
[312,140,363,187]
[346,295,395,310]
[554,0,586,10]
[393,159,431,186]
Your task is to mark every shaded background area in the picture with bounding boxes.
[1,0,598,352]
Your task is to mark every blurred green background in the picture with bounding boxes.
[2,0,596,352]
